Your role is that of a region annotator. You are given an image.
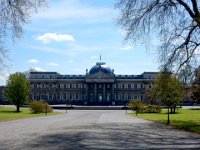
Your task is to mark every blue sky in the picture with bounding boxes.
[1,0,159,85]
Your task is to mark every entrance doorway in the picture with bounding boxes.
[98,94,103,102]
[106,93,111,102]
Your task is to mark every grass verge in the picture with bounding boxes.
[129,109,200,134]
[0,107,63,122]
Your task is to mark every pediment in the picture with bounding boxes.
[86,72,114,79]
[85,72,115,83]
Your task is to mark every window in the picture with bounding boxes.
[57,94,60,100]
[76,93,79,100]
[46,83,49,88]
[125,93,128,100]
[117,94,119,100]
[114,94,117,100]
[122,93,124,100]
[138,94,141,100]
[131,94,134,99]
[49,93,52,100]
[34,93,36,99]
[40,83,44,88]
[137,84,141,89]
[134,84,137,89]
[128,94,131,100]
[72,84,75,88]
[66,93,69,100]
[141,94,143,100]
[131,84,134,89]
[134,94,137,99]
[124,84,128,89]
[63,93,66,100]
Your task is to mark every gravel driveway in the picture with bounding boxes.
[0,110,200,149]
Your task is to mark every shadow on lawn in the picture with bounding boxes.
[21,123,200,150]
[171,120,200,133]
[0,110,17,113]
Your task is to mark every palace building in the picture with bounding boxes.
[29,62,157,105]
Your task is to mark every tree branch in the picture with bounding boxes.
[191,0,199,15]
[176,0,195,18]
[167,24,198,66]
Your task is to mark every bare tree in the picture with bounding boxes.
[0,0,46,73]
[115,0,200,80]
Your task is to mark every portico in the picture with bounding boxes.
[85,62,115,105]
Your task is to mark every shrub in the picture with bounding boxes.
[128,100,162,115]
[143,105,162,113]
[29,100,53,114]
[128,100,144,116]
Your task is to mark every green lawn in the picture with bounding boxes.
[130,109,200,133]
[0,107,62,122]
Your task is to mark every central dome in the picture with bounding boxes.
[89,62,112,74]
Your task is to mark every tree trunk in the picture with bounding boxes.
[170,107,173,114]
[16,105,20,112]
[173,107,176,114]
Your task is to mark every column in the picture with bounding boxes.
[112,84,115,101]
[46,92,49,101]
[103,83,106,101]
[60,92,63,101]
[94,84,97,101]
[85,84,88,101]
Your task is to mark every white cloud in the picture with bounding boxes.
[28,59,39,64]
[121,46,133,51]
[37,33,75,43]
[32,67,45,72]
[46,62,59,67]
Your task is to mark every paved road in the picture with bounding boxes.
[0,110,200,149]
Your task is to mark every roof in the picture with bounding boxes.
[89,62,113,74]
